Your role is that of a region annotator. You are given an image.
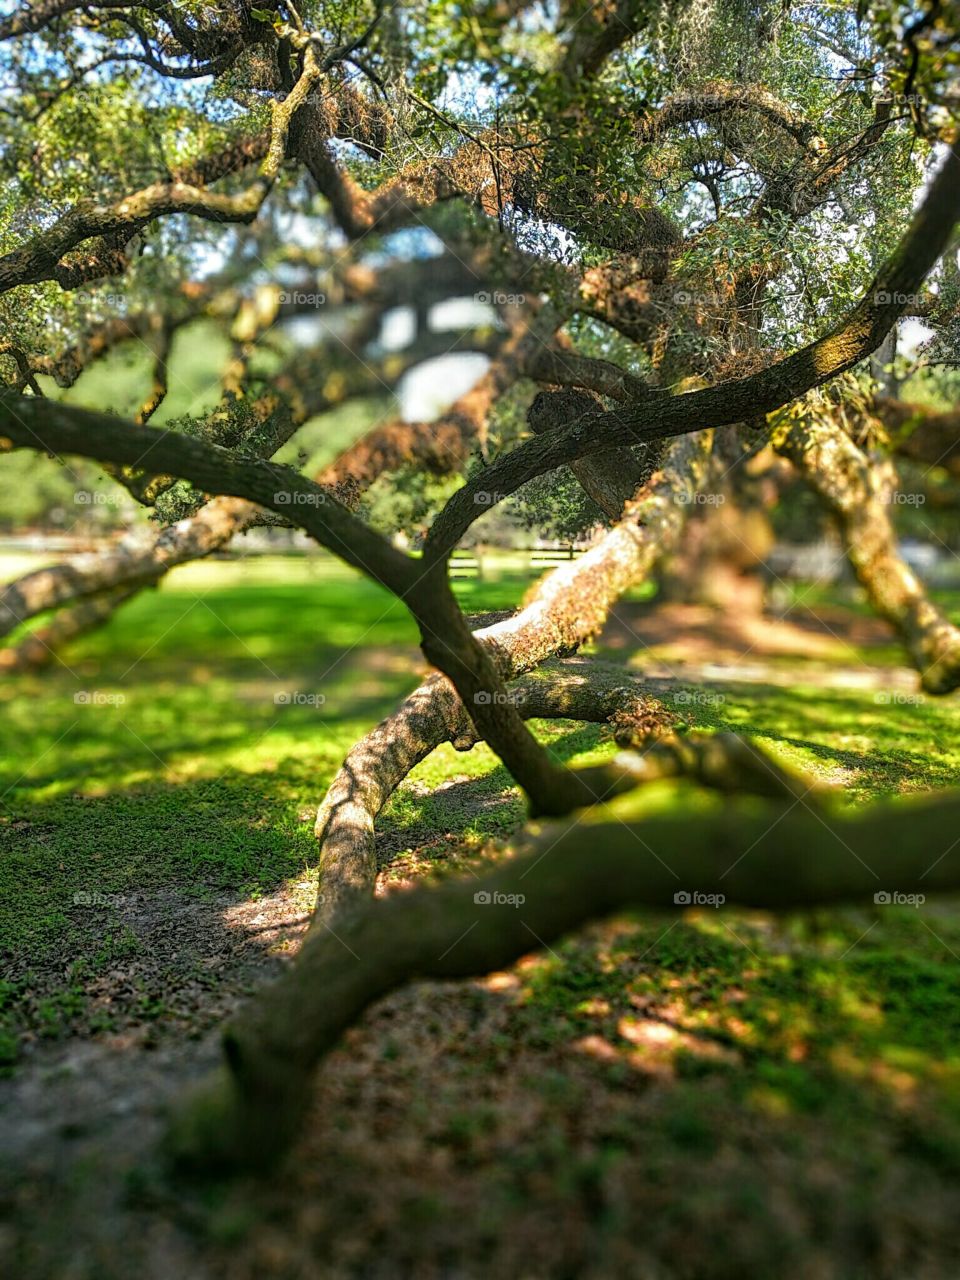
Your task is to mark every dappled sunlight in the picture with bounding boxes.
[5,570,960,1278]
[508,910,960,1121]
[3,0,960,1270]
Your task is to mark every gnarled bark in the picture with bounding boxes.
[169,781,960,1173]
[314,429,714,916]
[774,411,960,694]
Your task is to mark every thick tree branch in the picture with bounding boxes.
[0,321,504,647]
[424,144,960,558]
[0,391,604,816]
[313,430,713,916]
[170,782,960,1172]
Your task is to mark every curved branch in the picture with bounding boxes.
[0,585,140,672]
[0,390,603,816]
[170,782,960,1172]
[0,0,154,41]
[0,395,414,593]
[0,52,320,294]
[558,0,648,80]
[635,82,825,152]
[0,317,508,657]
[773,408,960,694]
[424,144,960,558]
[313,429,713,916]
[523,346,650,402]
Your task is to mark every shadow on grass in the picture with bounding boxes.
[647,678,960,795]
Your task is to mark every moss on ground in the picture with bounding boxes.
[2,555,960,1277]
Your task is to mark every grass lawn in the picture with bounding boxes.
[2,552,960,1278]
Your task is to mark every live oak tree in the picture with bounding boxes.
[1,0,959,1169]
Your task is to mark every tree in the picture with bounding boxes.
[0,0,959,1170]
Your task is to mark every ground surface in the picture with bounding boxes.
[2,553,960,1279]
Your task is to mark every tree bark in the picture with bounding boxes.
[314,430,714,916]
[169,782,960,1173]
[774,411,960,694]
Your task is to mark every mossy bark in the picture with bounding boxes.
[775,412,960,694]
[170,784,960,1173]
[314,431,713,916]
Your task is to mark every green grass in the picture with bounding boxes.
[2,555,960,1094]
[0,554,613,1048]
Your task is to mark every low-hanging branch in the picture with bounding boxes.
[313,431,713,918]
[0,585,141,673]
[0,391,614,817]
[168,781,960,1173]
[0,323,503,644]
[0,394,415,590]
